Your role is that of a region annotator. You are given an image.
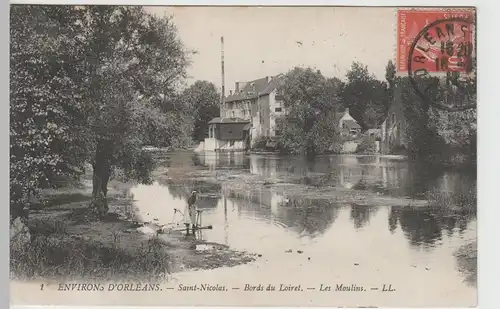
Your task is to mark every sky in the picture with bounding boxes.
[145,6,396,92]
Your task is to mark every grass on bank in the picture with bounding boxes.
[10,177,173,282]
[454,241,477,286]
[11,217,172,282]
[11,175,258,281]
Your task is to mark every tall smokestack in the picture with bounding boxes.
[220,36,225,117]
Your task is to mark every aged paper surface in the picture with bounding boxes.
[10,5,477,307]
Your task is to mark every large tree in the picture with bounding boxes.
[276,67,343,155]
[340,62,390,130]
[10,5,192,219]
[183,80,220,142]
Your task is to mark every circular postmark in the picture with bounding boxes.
[408,16,475,111]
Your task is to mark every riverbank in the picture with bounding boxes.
[10,176,257,282]
[455,241,477,286]
[248,150,408,161]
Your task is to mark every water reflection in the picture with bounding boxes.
[389,205,475,249]
[193,152,477,205]
[350,203,380,230]
[151,152,477,248]
[130,151,476,288]
[195,152,249,171]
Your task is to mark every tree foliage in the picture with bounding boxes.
[182,80,220,142]
[385,60,396,102]
[10,5,192,219]
[355,135,376,154]
[276,67,343,155]
[10,5,89,219]
[398,77,442,161]
[399,71,476,164]
[340,62,390,130]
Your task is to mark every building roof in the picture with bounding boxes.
[343,119,361,129]
[225,75,283,103]
[336,108,362,129]
[208,117,250,125]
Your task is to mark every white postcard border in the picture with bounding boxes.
[3,0,499,309]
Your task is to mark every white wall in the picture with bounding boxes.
[342,141,359,153]
[269,89,283,136]
[204,137,245,151]
[380,119,387,142]
[268,90,285,137]
[194,141,204,153]
[224,100,252,120]
[204,138,217,151]
[216,140,245,150]
[251,96,262,145]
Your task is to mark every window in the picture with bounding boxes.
[275,107,282,112]
[275,130,282,136]
[231,111,235,117]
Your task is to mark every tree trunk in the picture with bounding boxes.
[10,183,29,223]
[89,139,113,217]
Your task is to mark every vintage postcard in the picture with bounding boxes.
[10,5,477,307]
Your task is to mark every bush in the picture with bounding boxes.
[355,135,376,154]
[390,145,407,155]
[276,126,304,154]
[328,142,343,154]
[251,136,269,150]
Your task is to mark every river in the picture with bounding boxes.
[130,151,477,307]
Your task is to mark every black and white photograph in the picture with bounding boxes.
[9,5,477,307]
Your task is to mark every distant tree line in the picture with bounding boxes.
[274,58,476,165]
[274,62,393,156]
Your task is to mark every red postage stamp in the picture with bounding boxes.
[397,8,476,74]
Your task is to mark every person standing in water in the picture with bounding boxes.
[184,191,198,235]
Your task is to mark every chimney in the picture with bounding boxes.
[235,82,240,93]
[220,36,225,117]
[345,108,349,115]
[266,76,271,83]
